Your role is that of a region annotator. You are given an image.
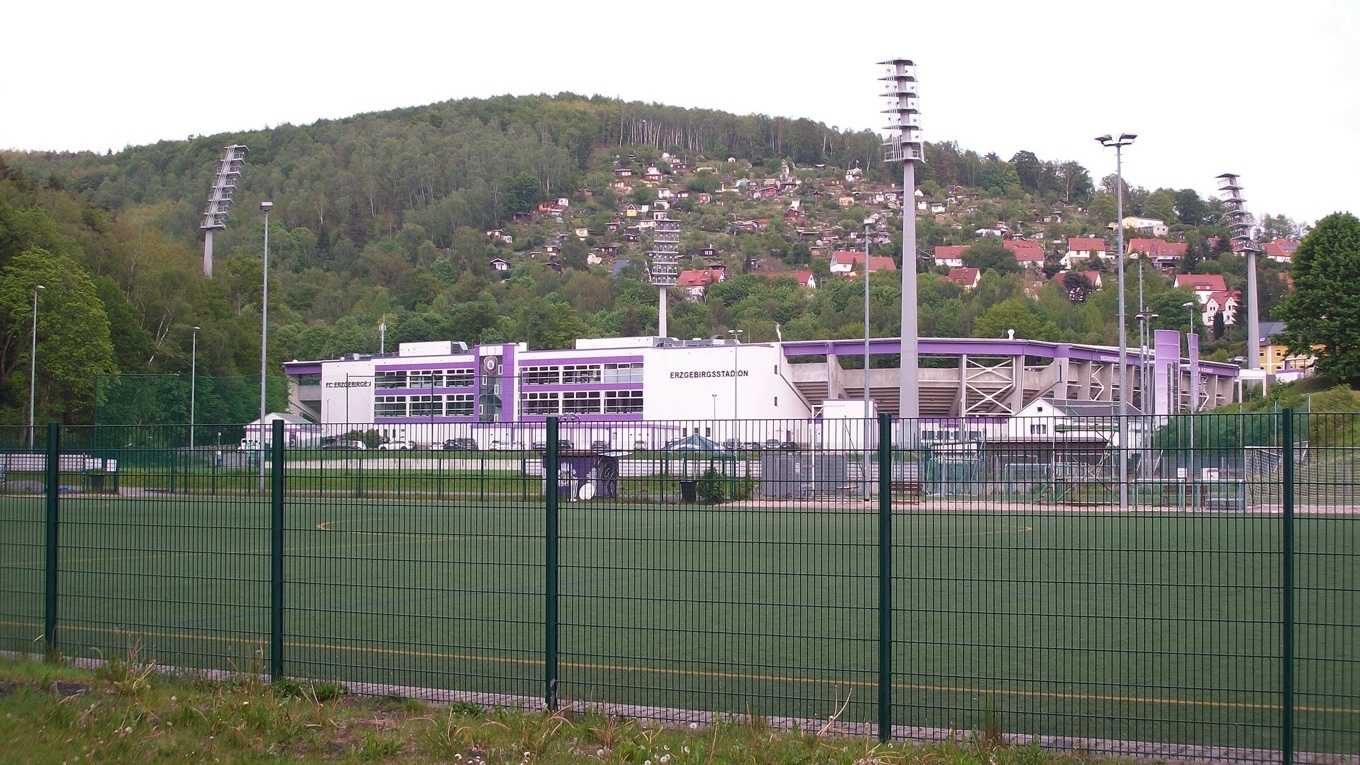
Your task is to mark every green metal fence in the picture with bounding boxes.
[0,412,1357,763]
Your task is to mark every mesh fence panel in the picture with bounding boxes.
[1,414,1356,761]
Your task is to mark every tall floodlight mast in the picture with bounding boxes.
[649,215,681,337]
[880,58,923,423]
[200,145,249,278]
[1216,174,1261,381]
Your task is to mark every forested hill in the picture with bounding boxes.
[0,93,1295,426]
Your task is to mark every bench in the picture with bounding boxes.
[890,481,923,504]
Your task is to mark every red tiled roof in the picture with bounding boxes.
[947,267,980,287]
[933,245,969,260]
[833,252,897,272]
[1175,274,1227,292]
[1068,237,1107,252]
[1127,238,1188,258]
[1003,240,1045,262]
[677,269,721,287]
[1263,239,1300,260]
[1052,271,1102,288]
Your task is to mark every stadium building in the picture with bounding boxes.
[282,333,1238,451]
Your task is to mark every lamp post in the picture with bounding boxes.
[728,329,743,438]
[28,284,44,450]
[259,201,272,490]
[190,326,200,450]
[1183,302,1197,412]
[1096,132,1136,510]
[863,219,873,500]
[1135,310,1158,410]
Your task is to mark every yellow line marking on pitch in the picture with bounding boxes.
[5,619,1354,717]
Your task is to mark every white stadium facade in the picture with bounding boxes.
[280,333,1238,451]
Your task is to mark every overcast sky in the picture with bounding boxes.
[8,0,1355,226]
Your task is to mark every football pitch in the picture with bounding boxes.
[1,492,1356,755]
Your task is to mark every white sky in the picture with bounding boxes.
[7,0,1355,226]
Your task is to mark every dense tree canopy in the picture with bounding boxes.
[1278,213,1360,384]
[0,93,1335,428]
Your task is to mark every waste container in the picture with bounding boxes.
[679,480,697,503]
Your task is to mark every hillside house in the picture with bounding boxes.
[1117,216,1169,237]
[676,268,724,301]
[1175,273,1228,305]
[830,251,897,276]
[947,267,981,290]
[1052,271,1103,301]
[933,245,968,268]
[1203,290,1240,327]
[1063,237,1110,269]
[1002,240,1046,270]
[1263,238,1301,264]
[1127,238,1188,269]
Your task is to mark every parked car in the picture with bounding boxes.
[778,441,801,451]
[531,440,575,450]
[377,439,416,451]
[763,439,782,450]
[590,440,612,451]
[442,438,479,451]
[321,440,366,450]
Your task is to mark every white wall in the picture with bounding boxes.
[641,343,812,443]
[321,359,377,425]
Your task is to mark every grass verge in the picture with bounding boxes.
[0,656,1131,764]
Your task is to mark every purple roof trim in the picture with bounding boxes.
[519,355,644,367]
[284,363,324,376]
[373,387,476,395]
[374,362,475,372]
[778,338,1239,377]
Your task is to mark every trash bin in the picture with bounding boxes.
[87,472,105,492]
[679,480,697,503]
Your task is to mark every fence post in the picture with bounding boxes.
[1281,409,1295,765]
[545,417,560,711]
[270,419,285,682]
[43,423,60,659]
[877,413,893,743]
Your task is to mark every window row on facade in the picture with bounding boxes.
[374,394,475,417]
[521,362,643,386]
[520,390,643,415]
[375,369,475,389]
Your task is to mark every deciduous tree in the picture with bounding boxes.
[1278,213,1360,384]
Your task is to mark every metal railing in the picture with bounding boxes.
[1,412,1356,764]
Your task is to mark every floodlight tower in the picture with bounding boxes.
[649,215,681,337]
[200,145,249,278]
[880,58,923,422]
[1216,173,1261,375]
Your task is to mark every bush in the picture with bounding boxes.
[696,465,726,503]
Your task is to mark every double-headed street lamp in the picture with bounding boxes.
[1096,132,1136,508]
[28,284,44,450]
